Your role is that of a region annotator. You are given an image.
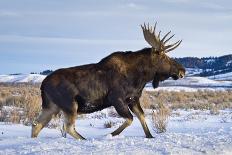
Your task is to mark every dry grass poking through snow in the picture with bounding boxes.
[0,83,41,125]
[104,121,115,128]
[152,103,170,133]
[141,90,232,110]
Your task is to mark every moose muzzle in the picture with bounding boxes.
[178,70,185,78]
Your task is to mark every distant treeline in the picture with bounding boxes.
[40,70,53,75]
[30,70,53,75]
[175,54,232,76]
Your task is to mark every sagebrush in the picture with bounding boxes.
[152,103,170,133]
[140,90,232,110]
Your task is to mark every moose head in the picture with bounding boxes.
[141,22,185,88]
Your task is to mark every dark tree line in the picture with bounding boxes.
[40,70,53,75]
[175,54,232,77]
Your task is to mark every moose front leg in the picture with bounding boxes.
[111,99,133,136]
[129,102,154,138]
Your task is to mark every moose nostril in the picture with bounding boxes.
[179,71,184,78]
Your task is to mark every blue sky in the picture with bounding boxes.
[0,0,231,74]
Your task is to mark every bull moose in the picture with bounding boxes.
[32,22,185,139]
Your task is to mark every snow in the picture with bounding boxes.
[145,76,232,92]
[160,76,231,87]
[226,60,232,67]
[208,72,232,81]
[0,109,232,155]
[145,86,230,92]
[205,59,215,64]
[0,74,46,83]
[185,68,203,76]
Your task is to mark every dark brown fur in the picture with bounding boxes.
[32,48,185,139]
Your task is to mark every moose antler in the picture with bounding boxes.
[141,22,182,53]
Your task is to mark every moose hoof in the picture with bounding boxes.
[146,135,154,138]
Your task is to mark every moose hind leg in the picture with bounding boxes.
[63,103,85,140]
[31,103,60,138]
[111,104,133,136]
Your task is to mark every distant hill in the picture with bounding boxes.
[0,74,46,83]
[175,54,232,77]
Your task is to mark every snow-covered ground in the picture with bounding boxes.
[145,86,231,92]
[160,76,232,87]
[208,72,232,81]
[0,74,46,83]
[145,76,232,92]
[185,68,203,76]
[0,109,232,155]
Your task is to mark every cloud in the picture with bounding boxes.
[120,2,146,10]
[0,35,142,46]
[0,11,21,17]
[162,0,193,3]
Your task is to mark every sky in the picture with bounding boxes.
[0,0,231,74]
